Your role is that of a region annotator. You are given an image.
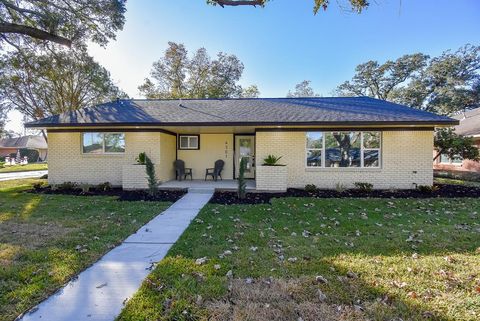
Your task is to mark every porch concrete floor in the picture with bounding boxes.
[159,179,256,191]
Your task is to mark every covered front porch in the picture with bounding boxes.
[158,179,256,191]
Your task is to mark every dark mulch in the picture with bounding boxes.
[210,184,480,205]
[29,186,187,203]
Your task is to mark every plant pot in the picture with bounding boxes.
[122,164,148,190]
[256,165,288,192]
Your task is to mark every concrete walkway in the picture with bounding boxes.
[18,189,214,321]
[0,170,48,181]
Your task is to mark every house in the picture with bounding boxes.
[25,97,457,191]
[0,135,48,162]
[433,106,480,173]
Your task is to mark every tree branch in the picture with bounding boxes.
[0,23,71,47]
[211,0,265,7]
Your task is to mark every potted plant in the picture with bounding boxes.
[256,154,288,191]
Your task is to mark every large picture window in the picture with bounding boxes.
[306,131,381,168]
[82,133,125,154]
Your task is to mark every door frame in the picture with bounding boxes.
[233,133,256,179]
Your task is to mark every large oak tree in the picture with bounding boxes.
[0,0,126,47]
[207,0,369,13]
[0,48,126,139]
[139,42,258,99]
[336,44,480,116]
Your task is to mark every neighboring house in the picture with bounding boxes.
[0,135,48,161]
[25,97,457,191]
[433,107,480,173]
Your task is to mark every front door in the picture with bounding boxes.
[235,135,255,179]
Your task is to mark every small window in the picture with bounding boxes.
[82,133,125,154]
[178,135,199,150]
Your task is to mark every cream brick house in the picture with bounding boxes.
[25,97,457,191]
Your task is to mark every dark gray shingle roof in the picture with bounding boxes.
[452,107,480,136]
[0,135,47,149]
[25,97,457,127]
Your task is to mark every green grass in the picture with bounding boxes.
[434,177,480,187]
[0,163,48,173]
[118,197,480,321]
[0,179,171,320]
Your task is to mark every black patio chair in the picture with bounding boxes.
[174,159,192,181]
[205,159,224,181]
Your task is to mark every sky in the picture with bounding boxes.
[5,0,480,133]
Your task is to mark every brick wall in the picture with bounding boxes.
[47,131,176,186]
[256,130,434,190]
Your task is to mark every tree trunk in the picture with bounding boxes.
[0,23,71,47]
[433,149,442,162]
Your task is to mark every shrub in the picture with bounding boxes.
[57,181,77,191]
[304,184,318,193]
[262,154,283,166]
[335,183,347,193]
[136,152,146,165]
[238,157,247,199]
[0,162,4,168]
[354,182,373,192]
[417,185,439,193]
[145,155,157,196]
[79,184,91,193]
[32,182,43,191]
[19,148,39,162]
[40,174,48,179]
[97,182,112,191]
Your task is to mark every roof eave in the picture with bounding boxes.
[24,119,460,129]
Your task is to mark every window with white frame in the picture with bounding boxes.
[82,133,125,154]
[306,131,381,168]
[178,135,199,150]
[439,154,462,165]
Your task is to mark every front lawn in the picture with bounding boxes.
[0,163,48,173]
[119,197,480,321]
[0,179,171,320]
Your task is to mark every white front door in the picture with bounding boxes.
[235,135,255,179]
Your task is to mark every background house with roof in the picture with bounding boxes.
[0,135,48,162]
[434,106,480,173]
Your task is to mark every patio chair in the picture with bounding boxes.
[205,159,224,181]
[174,159,192,181]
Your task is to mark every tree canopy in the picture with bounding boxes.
[336,44,480,115]
[0,48,126,124]
[139,42,258,99]
[207,0,370,14]
[434,128,479,162]
[0,0,126,47]
[287,80,319,98]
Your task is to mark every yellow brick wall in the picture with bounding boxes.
[47,131,176,186]
[157,133,176,183]
[256,130,433,189]
[177,134,234,180]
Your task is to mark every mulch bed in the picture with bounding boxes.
[210,184,480,205]
[29,186,187,203]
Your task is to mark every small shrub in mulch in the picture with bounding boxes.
[209,184,480,205]
[29,186,187,203]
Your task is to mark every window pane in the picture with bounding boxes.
[188,136,198,149]
[364,150,379,167]
[180,136,189,149]
[104,133,125,153]
[306,132,323,149]
[363,132,380,148]
[306,149,322,167]
[325,132,361,167]
[440,154,450,163]
[452,155,463,164]
[82,133,103,154]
